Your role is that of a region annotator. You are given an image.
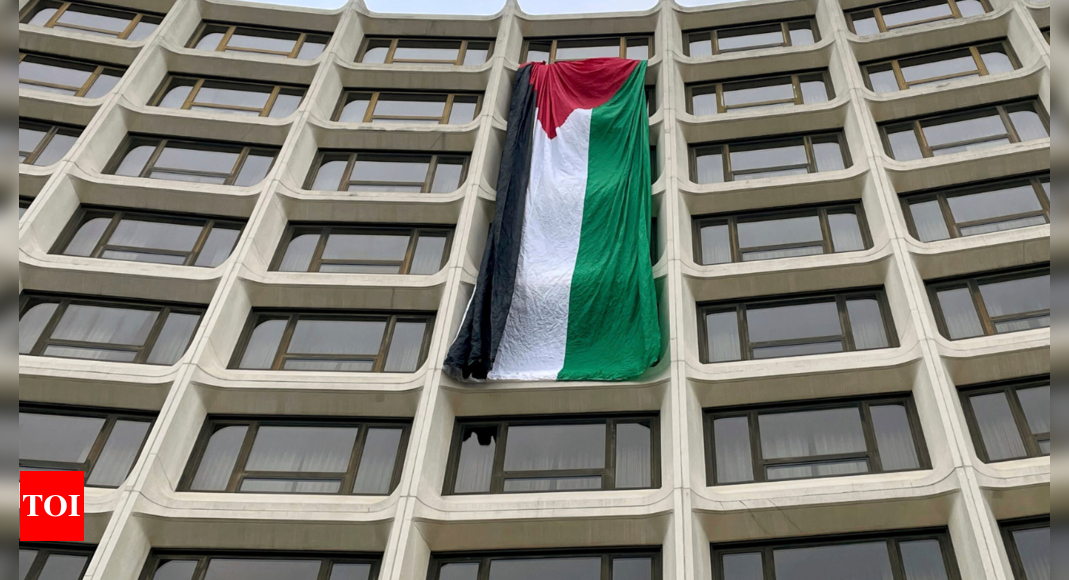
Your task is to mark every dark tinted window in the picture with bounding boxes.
[928,267,1049,339]
[903,174,1049,242]
[685,20,818,56]
[189,23,330,60]
[430,550,659,580]
[273,224,452,275]
[19,119,81,166]
[1001,519,1049,580]
[306,151,469,193]
[19,543,96,580]
[109,137,277,186]
[960,377,1049,462]
[140,552,381,580]
[20,0,162,41]
[882,100,1048,160]
[334,91,481,125]
[359,37,492,65]
[691,133,848,184]
[19,53,123,98]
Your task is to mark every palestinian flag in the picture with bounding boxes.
[444,58,660,381]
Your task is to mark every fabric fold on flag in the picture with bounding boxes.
[445,58,660,382]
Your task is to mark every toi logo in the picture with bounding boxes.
[20,471,85,541]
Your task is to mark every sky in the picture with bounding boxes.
[240,0,732,14]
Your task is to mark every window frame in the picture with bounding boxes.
[879,100,1049,160]
[332,90,483,125]
[51,206,246,268]
[20,542,97,580]
[846,0,992,34]
[958,376,1050,463]
[357,36,495,66]
[703,393,930,486]
[305,150,470,193]
[19,293,205,365]
[689,131,852,184]
[443,413,661,495]
[900,173,1050,241]
[19,118,82,166]
[710,528,962,580]
[270,223,454,274]
[684,19,820,56]
[178,415,411,496]
[697,287,899,364]
[692,201,872,264]
[926,264,1050,340]
[19,402,156,488]
[521,34,655,63]
[18,52,123,97]
[187,22,330,59]
[862,40,1020,92]
[686,69,834,115]
[999,517,1050,580]
[20,0,162,40]
[428,548,663,580]
[228,310,436,372]
[106,135,278,186]
[150,74,306,118]
[138,550,382,580]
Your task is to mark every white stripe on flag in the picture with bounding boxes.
[488,108,592,380]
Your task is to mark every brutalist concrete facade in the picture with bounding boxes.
[18,0,1050,578]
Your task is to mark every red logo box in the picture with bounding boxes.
[20,471,84,542]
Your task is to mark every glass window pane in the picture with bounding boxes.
[936,288,984,339]
[923,113,1007,148]
[20,58,92,88]
[52,304,158,346]
[128,20,158,41]
[714,416,754,484]
[615,422,652,489]
[330,563,372,580]
[278,233,320,272]
[900,539,950,580]
[766,459,868,480]
[773,542,893,580]
[38,554,89,580]
[238,318,287,369]
[488,558,601,580]
[525,42,550,63]
[431,161,465,193]
[110,219,202,252]
[788,22,816,46]
[699,224,731,265]
[144,311,198,365]
[800,78,830,104]
[194,226,241,268]
[393,40,461,62]
[361,40,390,63]
[882,0,953,28]
[738,215,822,250]
[151,559,199,580]
[869,67,900,93]
[691,90,718,116]
[464,42,491,66]
[410,234,448,274]
[269,92,302,118]
[323,234,409,262]
[156,146,238,174]
[63,217,111,257]
[1011,527,1050,580]
[239,479,341,494]
[227,31,297,53]
[449,98,479,124]
[36,133,78,166]
[245,426,358,472]
[909,200,951,242]
[19,126,48,159]
[115,144,155,177]
[695,151,724,183]
[20,550,37,580]
[613,558,653,580]
[847,298,890,350]
[20,412,104,463]
[352,159,429,183]
[968,392,1027,461]
[375,95,446,118]
[203,559,321,580]
[851,13,881,36]
[759,408,867,460]
[503,424,606,471]
[813,140,846,172]
[555,39,622,60]
[1009,109,1049,142]
[235,153,274,186]
[626,38,650,60]
[19,302,58,354]
[978,275,1049,319]
[454,426,497,493]
[288,319,386,356]
[723,78,794,108]
[718,25,784,52]
[85,70,121,99]
[948,184,1043,225]
[901,51,977,83]
[747,300,841,344]
[705,310,741,362]
[870,404,920,471]
[829,211,865,252]
[439,563,480,580]
[195,84,270,109]
[297,39,327,60]
[887,128,924,161]
[87,419,151,486]
[731,142,807,173]
[353,428,403,494]
[1016,386,1050,436]
[190,425,248,491]
[722,552,763,580]
[384,321,427,372]
[339,95,371,122]
[980,48,1014,75]
[43,344,138,362]
[195,32,225,50]
[502,476,601,492]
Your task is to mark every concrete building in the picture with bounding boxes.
[18,0,1050,578]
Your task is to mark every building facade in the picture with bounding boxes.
[18,0,1050,578]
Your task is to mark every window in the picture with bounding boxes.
[685,20,818,57]
[864,41,1019,93]
[151,76,305,118]
[445,415,658,495]
[430,549,660,580]
[20,404,154,487]
[230,311,434,372]
[188,22,329,60]
[18,53,123,98]
[272,224,452,274]
[20,198,34,219]
[20,542,96,580]
[690,132,850,184]
[711,529,961,580]
[927,266,1049,339]
[19,119,81,166]
[882,100,1049,160]
[847,0,991,35]
[306,151,468,193]
[181,417,408,495]
[1000,518,1049,580]
[333,91,482,125]
[705,395,927,485]
[903,174,1050,242]
[688,71,832,116]
[108,137,277,186]
[522,35,653,63]
[694,202,870,264]
[20,0,161,41]
[54,207,244,267]
[699,289,896,363]
[358,37,492,66]
[19,294,204,365]
[960,377,1049,462]
[140,552,381,580]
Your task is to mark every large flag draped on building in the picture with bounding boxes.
[444,58,661,382]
